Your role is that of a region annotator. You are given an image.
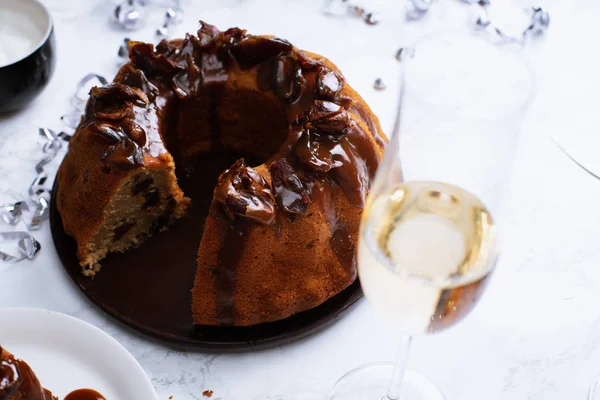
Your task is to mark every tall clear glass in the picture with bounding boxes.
[589,375,600,400]
[329,32,535,400]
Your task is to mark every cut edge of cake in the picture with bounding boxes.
[77,165,189,277]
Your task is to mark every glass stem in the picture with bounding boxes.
[386,333,412,400]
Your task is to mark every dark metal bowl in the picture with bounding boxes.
[0,0,56,113]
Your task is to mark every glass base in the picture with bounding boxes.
[329,362,446,400]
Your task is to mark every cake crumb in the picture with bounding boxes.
[169,396,173,399]
[202,390,213,397]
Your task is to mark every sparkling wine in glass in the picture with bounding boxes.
[360,181,496,336]
[329,32,535,400]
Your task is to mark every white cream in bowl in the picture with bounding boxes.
[0,0,52,68]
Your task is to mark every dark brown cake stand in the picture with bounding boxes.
[50,153,363,351]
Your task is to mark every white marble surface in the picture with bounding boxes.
[2,0,600,399]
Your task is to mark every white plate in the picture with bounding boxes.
[0,308,159,400]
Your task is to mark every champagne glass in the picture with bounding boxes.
[329,32,535,400]
[589,375,600,400]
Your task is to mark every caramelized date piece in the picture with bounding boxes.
[156,39,179,58]
[273,54,304,103]
[231,36,293,69]
[90,84,148,107]
[87,122,143,171]
[257,53,304,103]
[101,139,143,171]
[215,159,276,225]
[121,119,147,147]
[88,119,146,148]
[294,101,353,172]
[197,21,221,45]
[270,159,311,214]
[296,50,321,70]
[116,65,159,100]
[316,66,344,101]
[295,131,342,173]
[86,84,147,121]
[87,121,124,144]
[305,101,351,136]
[129,42,183,76]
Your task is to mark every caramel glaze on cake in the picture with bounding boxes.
[0,346,56,400]
[56,22,386,326]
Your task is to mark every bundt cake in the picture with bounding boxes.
[0,346,56,400]
[56,22,386,326]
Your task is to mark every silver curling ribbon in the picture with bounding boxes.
[0,231,41,263]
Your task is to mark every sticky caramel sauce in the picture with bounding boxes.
[64,388,107,400]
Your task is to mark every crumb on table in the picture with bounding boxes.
[202,390,214,398]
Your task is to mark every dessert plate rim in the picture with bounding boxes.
[0,307,159,400]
